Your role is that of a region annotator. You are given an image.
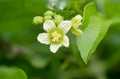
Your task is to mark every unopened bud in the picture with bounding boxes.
[33,16,43,25]
[54,15,63,25]
[44,15,52,20]
[44,10,54,16]
[71,27,83,36]
[71,15,83,36]
[71,15,82,27]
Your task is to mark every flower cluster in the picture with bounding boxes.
[33,10,83,53]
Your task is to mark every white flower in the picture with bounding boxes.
[37,20,72,53]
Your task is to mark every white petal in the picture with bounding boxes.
[37,33,50,45]
[43,20,56,32]
[58,21,72,34]
[50,44,61,53]
[62,35,69,47]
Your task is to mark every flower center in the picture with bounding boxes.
[51,31,62,43]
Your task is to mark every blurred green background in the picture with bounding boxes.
[0,0,120,79]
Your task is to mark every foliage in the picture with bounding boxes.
[0,66,27,79]
[77,2,120,63]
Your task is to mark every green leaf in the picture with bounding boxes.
[76,2,115,64]
[0,66,27,79]
[94,0,120,18]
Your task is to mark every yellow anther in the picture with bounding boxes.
[51,31,58,37]
[52,37,59,42]
[57,34,61,38]
[51,31,62,43]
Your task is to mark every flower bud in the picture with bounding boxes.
[71,15,82,27]
[71,27,83,36]
[44,15,52,20]
[54,15,63,25]
[71,15,83,36]
[44,10,54,16]
[33,16,43,25]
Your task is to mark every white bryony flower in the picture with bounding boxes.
[37,20,72,53]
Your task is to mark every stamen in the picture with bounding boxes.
[51,31,62,43]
